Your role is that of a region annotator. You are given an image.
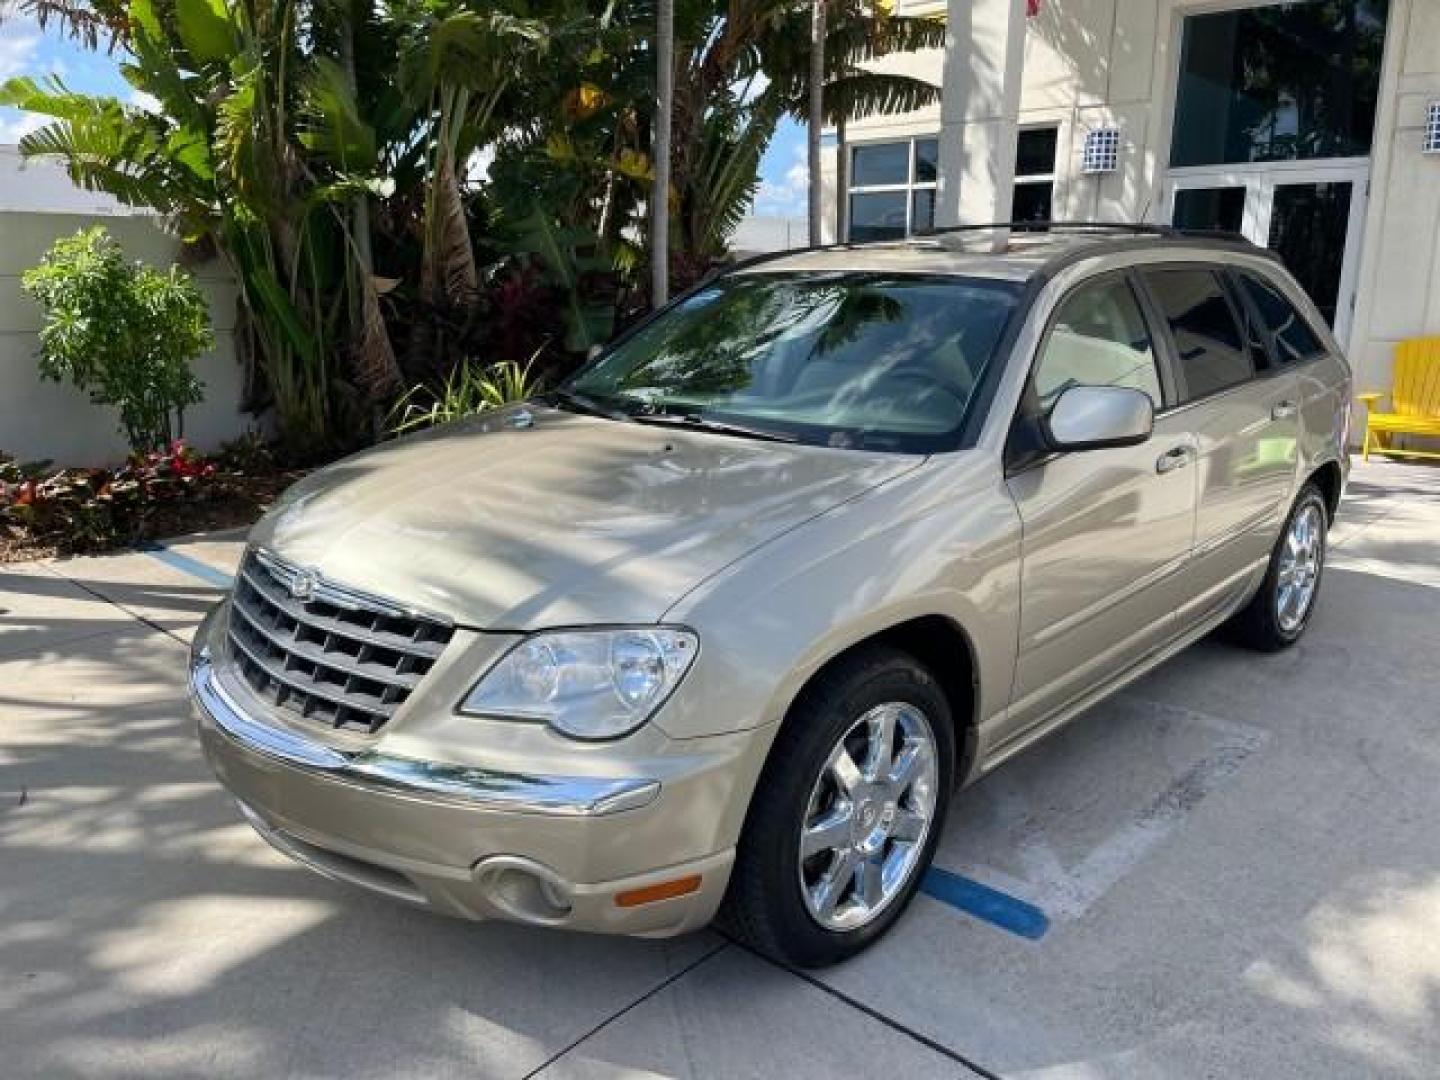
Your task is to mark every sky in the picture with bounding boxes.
[0,16,138,142]
[0,16,809,218]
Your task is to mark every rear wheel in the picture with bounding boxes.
[1229,482,1329,651]
[720,647,954,967]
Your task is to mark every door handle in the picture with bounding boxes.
[1272,400,1298,420]
[1156,446,1193,474]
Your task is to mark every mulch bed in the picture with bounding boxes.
[0,468,305,564]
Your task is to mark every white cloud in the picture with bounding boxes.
[0,15,45,144]
[0,108,44,145]
[753,142,809,217]
[129,88,162,113]
[0,12,42,78]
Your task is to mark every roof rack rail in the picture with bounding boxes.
[716,220,1260,285]
[912,220,1251,243]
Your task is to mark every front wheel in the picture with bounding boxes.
[1228,482,1329,651]
[720,647,954,967]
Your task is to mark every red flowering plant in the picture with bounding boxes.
[2,441,219,553]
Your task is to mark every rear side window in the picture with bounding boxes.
[1033,278,1162,410]
[1142,268,1252,401]
[1237,272,1326,365]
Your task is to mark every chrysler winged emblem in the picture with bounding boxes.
[289,568,320,601]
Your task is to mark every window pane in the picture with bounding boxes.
[1170,0,1389,167]
[912,189,935,234]
[1267,181,1353,329]
[849,192,908,241]
[1239,272,1325,364]
[1013,181,1053,224]
[914,138,939,183]
[571,274,1023,454]
[851,142,910,187]
[1034,279,1161,410]
[1144,269,1252,400]
[1172,187,1245,233]
[1016,128,1058,177]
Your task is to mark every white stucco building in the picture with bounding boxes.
[823,0,1439,407]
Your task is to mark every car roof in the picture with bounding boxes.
[732,226,1273,285]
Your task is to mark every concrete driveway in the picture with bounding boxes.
[2,458,1438,1079]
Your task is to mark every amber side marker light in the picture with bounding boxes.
[614,875,703,908]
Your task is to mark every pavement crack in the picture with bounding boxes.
[52,574,192,650]
[723,936,1004,1079]
[520,940,730,1079]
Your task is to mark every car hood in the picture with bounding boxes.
[250,406,921,628]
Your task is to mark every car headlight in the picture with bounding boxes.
[461,628,699,740]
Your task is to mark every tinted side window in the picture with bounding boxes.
[1033,278,1162,410]
[1143,268,1252,400]
[1238,272,1325,364]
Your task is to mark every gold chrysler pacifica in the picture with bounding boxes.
[192,226,1350,966]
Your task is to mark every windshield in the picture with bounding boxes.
[566,272,1023,453]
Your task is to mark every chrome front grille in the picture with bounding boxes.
[227,550,454,734]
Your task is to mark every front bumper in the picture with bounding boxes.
[191,604,757,937]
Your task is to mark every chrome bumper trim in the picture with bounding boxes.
[191,645,661,817]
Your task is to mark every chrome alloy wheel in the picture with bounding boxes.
[1277,502,1325,633]
[798,702,939,931]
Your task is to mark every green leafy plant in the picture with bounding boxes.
[387,357,539,435]
[22,227,210,455]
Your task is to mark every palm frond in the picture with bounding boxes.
[824,70,941,123]
[299,57,379,173]
[12,0,128,50]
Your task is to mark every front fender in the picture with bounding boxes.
[657,455,1022,743]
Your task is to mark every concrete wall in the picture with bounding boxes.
[1347,0,1440,402]
[732,214,809,257]
[0,147,142,216]
[826,0,1440,410]
[0,211,251,466]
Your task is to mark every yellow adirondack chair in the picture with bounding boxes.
[1359,336,1440,461]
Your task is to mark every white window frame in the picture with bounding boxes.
[845,137,939,241]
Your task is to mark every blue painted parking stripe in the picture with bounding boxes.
[140,542,236,589]
[921,866,1050,940]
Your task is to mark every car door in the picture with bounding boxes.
[1136,266,1299,623]
[1004,272,1198,734]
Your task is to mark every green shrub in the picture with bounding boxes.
[387,358,540,436]
[22,227,211,456]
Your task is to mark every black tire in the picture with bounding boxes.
[1228,481,1329,652]
[719,645,955,968]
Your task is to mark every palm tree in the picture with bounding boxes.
[763,1,945,245]
[660,0,942,269]
[808,0,826,245]
[652,0,674,306]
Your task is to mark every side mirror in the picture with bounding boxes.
[586,344,604,362]
[1043,385,1154,452]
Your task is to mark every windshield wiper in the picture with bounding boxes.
[630,412,798,444]
[547,388,632,422]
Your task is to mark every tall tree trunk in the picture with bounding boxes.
[808,0,826,246]
[339,10,373,275]
[651,0,674,307]
[834,115,847,243]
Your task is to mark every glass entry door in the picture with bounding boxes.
[1166,162,1369,347]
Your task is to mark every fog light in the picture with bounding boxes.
[474,856,573,925]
